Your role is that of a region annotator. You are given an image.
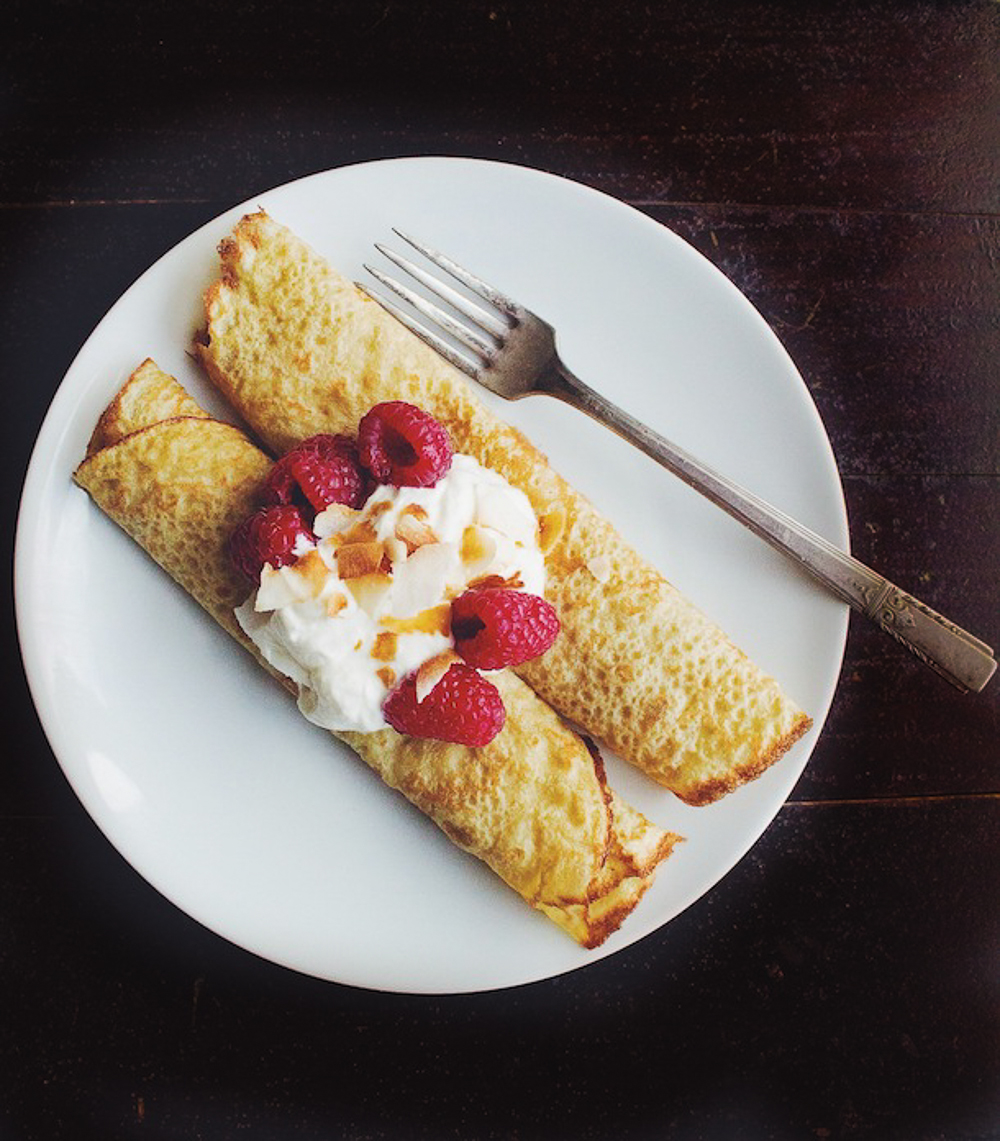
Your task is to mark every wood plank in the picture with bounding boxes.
[654,205,1000,478]
[1,800,997,1137]
[2,4,999,213]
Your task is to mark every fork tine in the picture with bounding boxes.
[355,282,482,380]
[374,243,510,339]
[392,230,522,321]
[363,264,498,360]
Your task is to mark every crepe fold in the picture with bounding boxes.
[196,212,811,805]
[73,360,680,949]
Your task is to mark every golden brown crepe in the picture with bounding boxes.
[196,211,811,804]
[86,356,212,457]
[73,363,680,948]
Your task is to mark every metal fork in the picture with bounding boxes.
[360,231,996,693]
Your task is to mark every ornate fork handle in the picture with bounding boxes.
[539,361,996,694]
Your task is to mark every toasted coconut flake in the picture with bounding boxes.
[335,540,387,580]
[296,549,330,594]
[334,519,378,548]
[325,591,349,617]
[415,650,462,704]
[380,603,452,637]
[460,524,497,575]
[345,572,393,616]
[391,541,458,616]
[372,631,398,662]
[315,540,339,571]
[395,508,438,553]
[383,536,408,564]
[255,564,313,611]
[313,502,361,539]
[538,504,566,553]
[586,554,612,584]
[468,571,524,591]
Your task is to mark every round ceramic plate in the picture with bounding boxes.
[15,157,848,993]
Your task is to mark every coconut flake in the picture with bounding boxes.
[335,540,387,580]
[415,650,462,704]
[255,564,314,611]
[380,603,452,637]
[313,502,361,539]
[460,524,498,578]
[395,510,438,553]
[325,591,349,617]
[390,541,459,617]
[345,572,393,618]
[383,536,408,564]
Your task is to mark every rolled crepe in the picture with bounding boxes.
[86,356,212,457]
[196,212,811,804]
[73,361,680,948]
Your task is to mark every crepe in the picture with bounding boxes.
[73,361,680,948]
[86,356,211,457]
[196,211,811,804]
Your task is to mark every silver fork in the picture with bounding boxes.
[360,231,996,694]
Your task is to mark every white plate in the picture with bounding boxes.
[15,158,848,994]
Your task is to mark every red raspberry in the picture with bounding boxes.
[358,401,452,488]
[383,663,505,746]
[451,588,560,670]
[229,505,314,582]
[261,434,368,514]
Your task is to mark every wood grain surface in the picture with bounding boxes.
[3,2,998,1138]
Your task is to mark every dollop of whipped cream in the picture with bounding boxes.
[236,454,545,733]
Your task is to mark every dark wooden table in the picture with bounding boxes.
[4,3,999,1138]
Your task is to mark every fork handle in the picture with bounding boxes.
[542,365,996,693]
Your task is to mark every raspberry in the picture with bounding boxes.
[229,505,314,582]
[261,434,368,514]
[358,401,452,488]
[383,663,505,746]
[451,588,560,670]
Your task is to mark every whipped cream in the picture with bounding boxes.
[236,454,546,733]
